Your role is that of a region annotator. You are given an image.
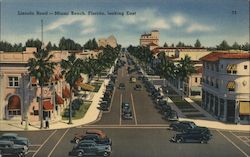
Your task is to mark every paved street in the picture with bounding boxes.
[1,56,250,157]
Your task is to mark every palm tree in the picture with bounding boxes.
[61,54,82,124]
[27,49,56,129]
[176,55,196,92]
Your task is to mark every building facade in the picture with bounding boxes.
[200,52,250,124]
[0,48,99,123]
[98,35,117,48]
[140,30,159,46]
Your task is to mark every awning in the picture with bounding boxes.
[55,93,64,105]
[190,86,201,92]
[7,95,21,110]
[79,83,95,91]
[239,101,250,115]
[43,101,54,110]
[62,86,71,98]
[227,81,235,89]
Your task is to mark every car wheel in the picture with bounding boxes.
[77,151,84,157]
[103,151,110,157]
[200,139,207,144]
[176,138,183,143]
[75,139,80,144]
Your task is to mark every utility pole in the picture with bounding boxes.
[41,19,44,49]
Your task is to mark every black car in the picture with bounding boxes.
[121,103,131,113]
[122,112,133,120]
[169,121,197,132]
[118,83,125,90]
[171,129,212,143]
[162,110,178,121]
[134,84,142,91]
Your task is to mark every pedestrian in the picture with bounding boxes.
[45,117,49,128]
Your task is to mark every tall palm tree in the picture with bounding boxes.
[61,54,82,124]
[176,55,196,90]
[27,49,56,129]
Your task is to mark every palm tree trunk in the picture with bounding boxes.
[40,86,44,129]
[68,87,73,124]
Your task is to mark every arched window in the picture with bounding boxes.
[7,95,21,115]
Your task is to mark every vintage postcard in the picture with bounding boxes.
[0,0,249,157]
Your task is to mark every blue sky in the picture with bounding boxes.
[1,0,249,47]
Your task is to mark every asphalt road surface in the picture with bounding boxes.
[1,55,250,157]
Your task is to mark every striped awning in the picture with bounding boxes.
[239,101,250,115]
[62,86,71,98]
[79,83,95,91]
[227,81,235,89]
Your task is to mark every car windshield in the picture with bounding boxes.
[189,123,197,128]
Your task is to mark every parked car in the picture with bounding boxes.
[169,121,197,132]
[118,83,125,90]
[69,140,111,157]
[162,110,179,121]
[98,101,110,111]
[0,140,27,157]
[0,133,29,150]
[134,84,142,91]
[171,129,212,143]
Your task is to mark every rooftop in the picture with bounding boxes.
[200,52,250,62]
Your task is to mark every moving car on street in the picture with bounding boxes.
[118,83,125,90]
[134,84,142,91]
[69,140,112,157]
[72,130,111,145]
[171,128,212,143]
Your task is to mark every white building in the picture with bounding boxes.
[200,52,250,124]
[98,35,117,48]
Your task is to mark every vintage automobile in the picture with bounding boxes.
[171,128,212,143]
[72,130,111,146]
[0,140,28,157]
[69,140,112,157]
[0,133,29,151]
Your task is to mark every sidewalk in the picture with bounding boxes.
[160,80,250,132]
[0,79,109,131]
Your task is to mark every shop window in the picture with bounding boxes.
[244,65,247,70]
[8,76,19,87]
[227,81,236,92]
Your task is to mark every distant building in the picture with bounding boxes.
[140,30,159,47]
[98,35,117,48]
[200,52,250,124]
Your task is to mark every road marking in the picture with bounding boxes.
[230,131,250,147]
[48,128,69,157]
[29,144,41,147]
[131,93,138,125]
[217,130,250,157]
[119,94,122,125]
[32,130,57,157]
[78,125,169,129]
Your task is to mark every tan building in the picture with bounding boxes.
[140,30,159,47]
[200,52,250,124]
[0,47,100,123]
[98,35,117,48]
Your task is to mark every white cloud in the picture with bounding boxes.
[172,14,186,26]
[81,27,96,34]
[45,16,95,32]
[186,23,214,33]
[119,8,170,30]
[151,19,170,29]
